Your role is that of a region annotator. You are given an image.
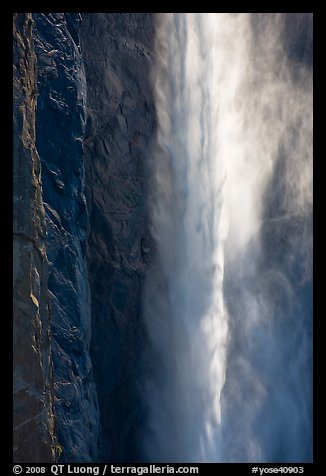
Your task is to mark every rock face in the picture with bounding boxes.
[13,13,55,463]
[80,13,155,461]
[13,12,155,462]
[32,13,100,462]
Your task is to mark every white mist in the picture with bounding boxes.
[144,13,312,462]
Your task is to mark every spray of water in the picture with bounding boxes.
[143,13,312,462]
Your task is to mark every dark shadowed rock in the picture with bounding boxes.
[80,13,156,461]
[33,13,100,462]
[13,12,55,463]
[14,12,156,462]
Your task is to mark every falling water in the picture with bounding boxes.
[144,13,312,462]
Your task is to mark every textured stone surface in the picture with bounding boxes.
[14,12,156,462]
[13,12,55,463]
[33,13,99,462]
[80,13,155,461]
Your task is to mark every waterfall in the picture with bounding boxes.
[144,13,312,463]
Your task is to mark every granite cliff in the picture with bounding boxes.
[13,12,155,462]
[80,13,155,462]
[13,12,55,463]
[32,13,100,462]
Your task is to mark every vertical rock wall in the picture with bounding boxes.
[13,12,55,463]
[80,13,155,461]
[13,12,156,463]
[32,13,100,462]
